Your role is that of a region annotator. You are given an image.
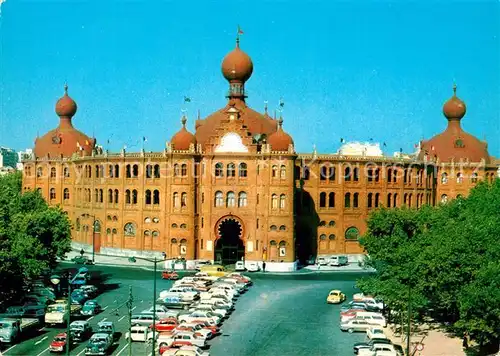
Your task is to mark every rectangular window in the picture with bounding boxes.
[256,218,259,229]
[201,217,204,228]
[256,240,259,251]
[200,239,204,250]
[256,194,259,205]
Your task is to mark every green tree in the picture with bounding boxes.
[0,172,72,305]
[358,179,500,348]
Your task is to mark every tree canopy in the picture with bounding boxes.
[358,179,500,347]
[0,172,72,306]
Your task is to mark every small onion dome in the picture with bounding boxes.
[268,116,293,151]
[171,115,196,150]
[221,41,253,83]
[443,84,466,120]
[55,84,77,117]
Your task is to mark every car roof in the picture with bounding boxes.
[91,333,110,339]
[329,290,342,293]
[98,321,113,326]
[71,320,88,326]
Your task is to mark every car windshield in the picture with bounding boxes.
[373,329,383,334]
[48,306,65,313]
[71,325,84,330]
[54,336,66,342]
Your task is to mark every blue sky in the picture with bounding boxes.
[0,0,499,156]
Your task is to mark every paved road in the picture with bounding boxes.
[1,265,371,356]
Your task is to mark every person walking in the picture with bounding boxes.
[262,261,266,272]
[463,331,469,350]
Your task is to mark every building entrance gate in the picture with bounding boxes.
[214,218,244,266]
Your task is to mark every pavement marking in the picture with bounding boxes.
[35,336,48,345]
[115,344,128,356]
[102,306,108,310]
[87,316,94,321]
[38,327,45,332]
[118,315,126,322]
[113,299,117,303]
[36,347,49,356]
[131,306,136,311]
[3,344,17,354]
[76,349,86,356]
[100,317,107,322]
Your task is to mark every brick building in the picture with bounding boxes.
[22,39,499,271]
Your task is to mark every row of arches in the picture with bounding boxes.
[214,191,248,208]
[214,163,248,178]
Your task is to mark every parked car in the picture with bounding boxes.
[96,321,115,339]
[162,270,179,280]
[162,345,210,356]
[340,319,375,333]
[358,343,399,356]
[194,261,211,271]
[329,255,349,266]
[80,285,99,298]
[49,333,74,353]
[157,331,206,348]
[366,326,387,340]
[246,262,260,272]
[353,338,393,354]
[71,256,94,265]
[125,325,156,342]
[327,290,346,304]
[152,317,179,332]
[316,257,328,266]
[235,261,246,271]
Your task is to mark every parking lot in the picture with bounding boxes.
[1,265,371,356]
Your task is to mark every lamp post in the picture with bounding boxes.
[52,272,78,356]
[128,256,161,356]
[81,213,96,263]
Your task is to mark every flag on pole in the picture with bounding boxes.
[383,142,387,147]
[340,138,345,143]
[143,136,147,142]
[238,25,244,35]
[184,96,191,103]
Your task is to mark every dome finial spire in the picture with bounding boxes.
[64,83,68,95]
[452,83,457,96]
[236,25,243,48]
[278,114,283,130]
[181,113,187,127]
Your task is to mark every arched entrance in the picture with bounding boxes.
[214,216,244,266]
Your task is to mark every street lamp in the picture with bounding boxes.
[52,271,78,356]
[128,256,162,356]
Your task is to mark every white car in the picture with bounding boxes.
[246,262,260,272]
[178,311,221,326]
[162,345,210,356]
[142,305,179,319]
[366,326,387,340]
[189,304,227,319]
[353,294,385,310]
[125,325,157,342]
[235,261,246,271]
[159,331,206,348]
[179,322,213,340]
[159,287,199,302]
[358,343,399,356]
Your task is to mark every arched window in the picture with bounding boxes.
[94,220,101,233]
[280,194,286,209]
[132,190,138,204]
[329,220,335,227]
[63,188,70,200]
[99,189,103,203]
[408,193,412,207]
[387,168,392,183]
[345,227,360,240]
[393,193,398,207]
[173,192,179,208]
[441,194,448,204]
[320,165,328,181]
[319,221,326,226]
[114,189,119,204]
[154,164,160,178]
[303,166,310,180]
[114,164,120,178]
[227,163,236,177]
[126,164,131,178]
[344,193,351,208]
[272,165,278,178]
[374,193,380,207]
[319,192,326,208]
[238,192,247,207]
[171,238,177,244]
[227,191,236,207]
[152,231,159,238]
[144,230,151,237]
[173,164,180,177]
[63,166,70,178]
[124,222,136,237]
[132,164,139,178]
[387,193,392,208]
[280,165,286,179]
[328,192,335,207]
[181,192,187,207]
[153,190,160,205]
[353,192,359,208]
[108,189,113,203]
[94,189,99,203]
[144,217,151,223]
[471,172,478,183]
[270,240,278,245]
[329,234,336,240]
[50,167,56,178]
[75,218,81,231]
[214,191,224,207]
[238,163,247,177]
[36,167,43,177]
[353,167,359,181]
[49,188,56,200]
[367,193,373,208]
[125,189,131,204]
[215,163,223,177]
[271,194,278,209]
[456,173,463,184]
[270,225,277,231]
[319,234,327,240]
[171,223,178,228]
[344,167,351,181]
[279,225,286,231]
[180,224,187,229]
[146,165,153,178]
[392,169,398,183]
[181,164,187,177]
[145,190,152,205]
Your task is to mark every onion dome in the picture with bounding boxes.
[267,116,294,152]
[55,84,77,117]
[443,84,466,120]
[221,39,254,83]
[171,115,196,150]
[34,85,95,159]
[418,85,489,163]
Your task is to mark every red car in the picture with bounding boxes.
[192,319,220,335]
[158,342,181,355]
[162,270,179,280]
[49,333,69,353]
[152,317,178,332]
